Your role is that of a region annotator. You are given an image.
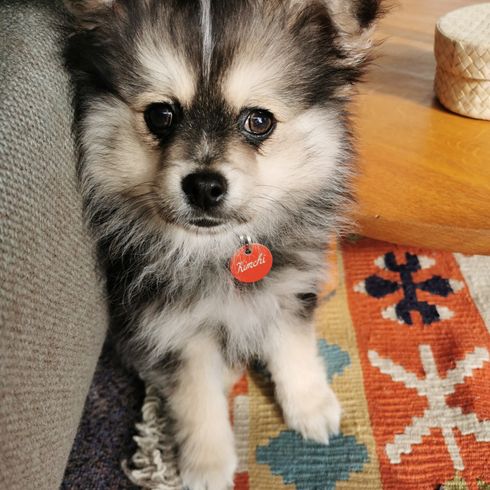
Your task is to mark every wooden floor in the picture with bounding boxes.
[354,0,490,254]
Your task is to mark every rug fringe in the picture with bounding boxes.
[122,385,183,490]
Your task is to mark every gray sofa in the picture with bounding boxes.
[0,1,108,488]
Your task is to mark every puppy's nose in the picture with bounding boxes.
[182,172,227,210]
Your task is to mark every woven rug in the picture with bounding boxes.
[63,238,490,490]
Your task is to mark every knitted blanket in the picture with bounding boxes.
[63,238,490,490]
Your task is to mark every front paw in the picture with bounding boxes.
[281,382,341,445]
[179,434,237,490]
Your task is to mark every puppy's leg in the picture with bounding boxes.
[146,334,237,490]
[263,316,341,444]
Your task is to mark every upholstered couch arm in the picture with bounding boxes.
[0,1,108,488]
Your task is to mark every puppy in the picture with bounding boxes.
[64,1,382,488]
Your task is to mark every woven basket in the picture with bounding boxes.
[434,3,490,120]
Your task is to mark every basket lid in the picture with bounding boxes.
[435,3,490,81]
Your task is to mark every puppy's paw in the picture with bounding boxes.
[281,382,341,445]
[181,456,236,490]
[179,436,237,490]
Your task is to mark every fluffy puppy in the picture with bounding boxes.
[64,1,382,488]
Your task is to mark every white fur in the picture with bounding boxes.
[253,108,346,203]
[137,37,197,106]
[139,262,323,365]
[169,334,237,490]
[263,314,341,443]
[80,96,159,195]
[222,57,292,118]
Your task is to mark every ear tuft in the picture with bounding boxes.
[64,0,113,25]
[326,0,384,31]
[288,0,385,61]
[323,0,385,62]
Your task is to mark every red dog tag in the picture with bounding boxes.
[230,243,273,283]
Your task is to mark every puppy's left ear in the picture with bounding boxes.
[64,0,114,28]
[290,0,384,62]
[323,0,385,55]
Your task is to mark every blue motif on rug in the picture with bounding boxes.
[257,431,368,490]
[256,341,368,489]
[318,339,350,383]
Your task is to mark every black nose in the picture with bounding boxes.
[182,172,227,211]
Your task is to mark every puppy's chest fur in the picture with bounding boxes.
[106,240,325,368]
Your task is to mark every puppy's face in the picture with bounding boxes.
[67,0,379,238]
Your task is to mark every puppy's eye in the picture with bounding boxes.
[144,103,175,136]
[243,110,275,137]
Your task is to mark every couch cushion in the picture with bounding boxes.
[0,1,108,488]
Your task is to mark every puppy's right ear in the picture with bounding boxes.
[64,0,113,27]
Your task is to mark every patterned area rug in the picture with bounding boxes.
[63,238,490,490]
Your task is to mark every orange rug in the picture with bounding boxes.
[126,238,490,490]
[229,238,490,490]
